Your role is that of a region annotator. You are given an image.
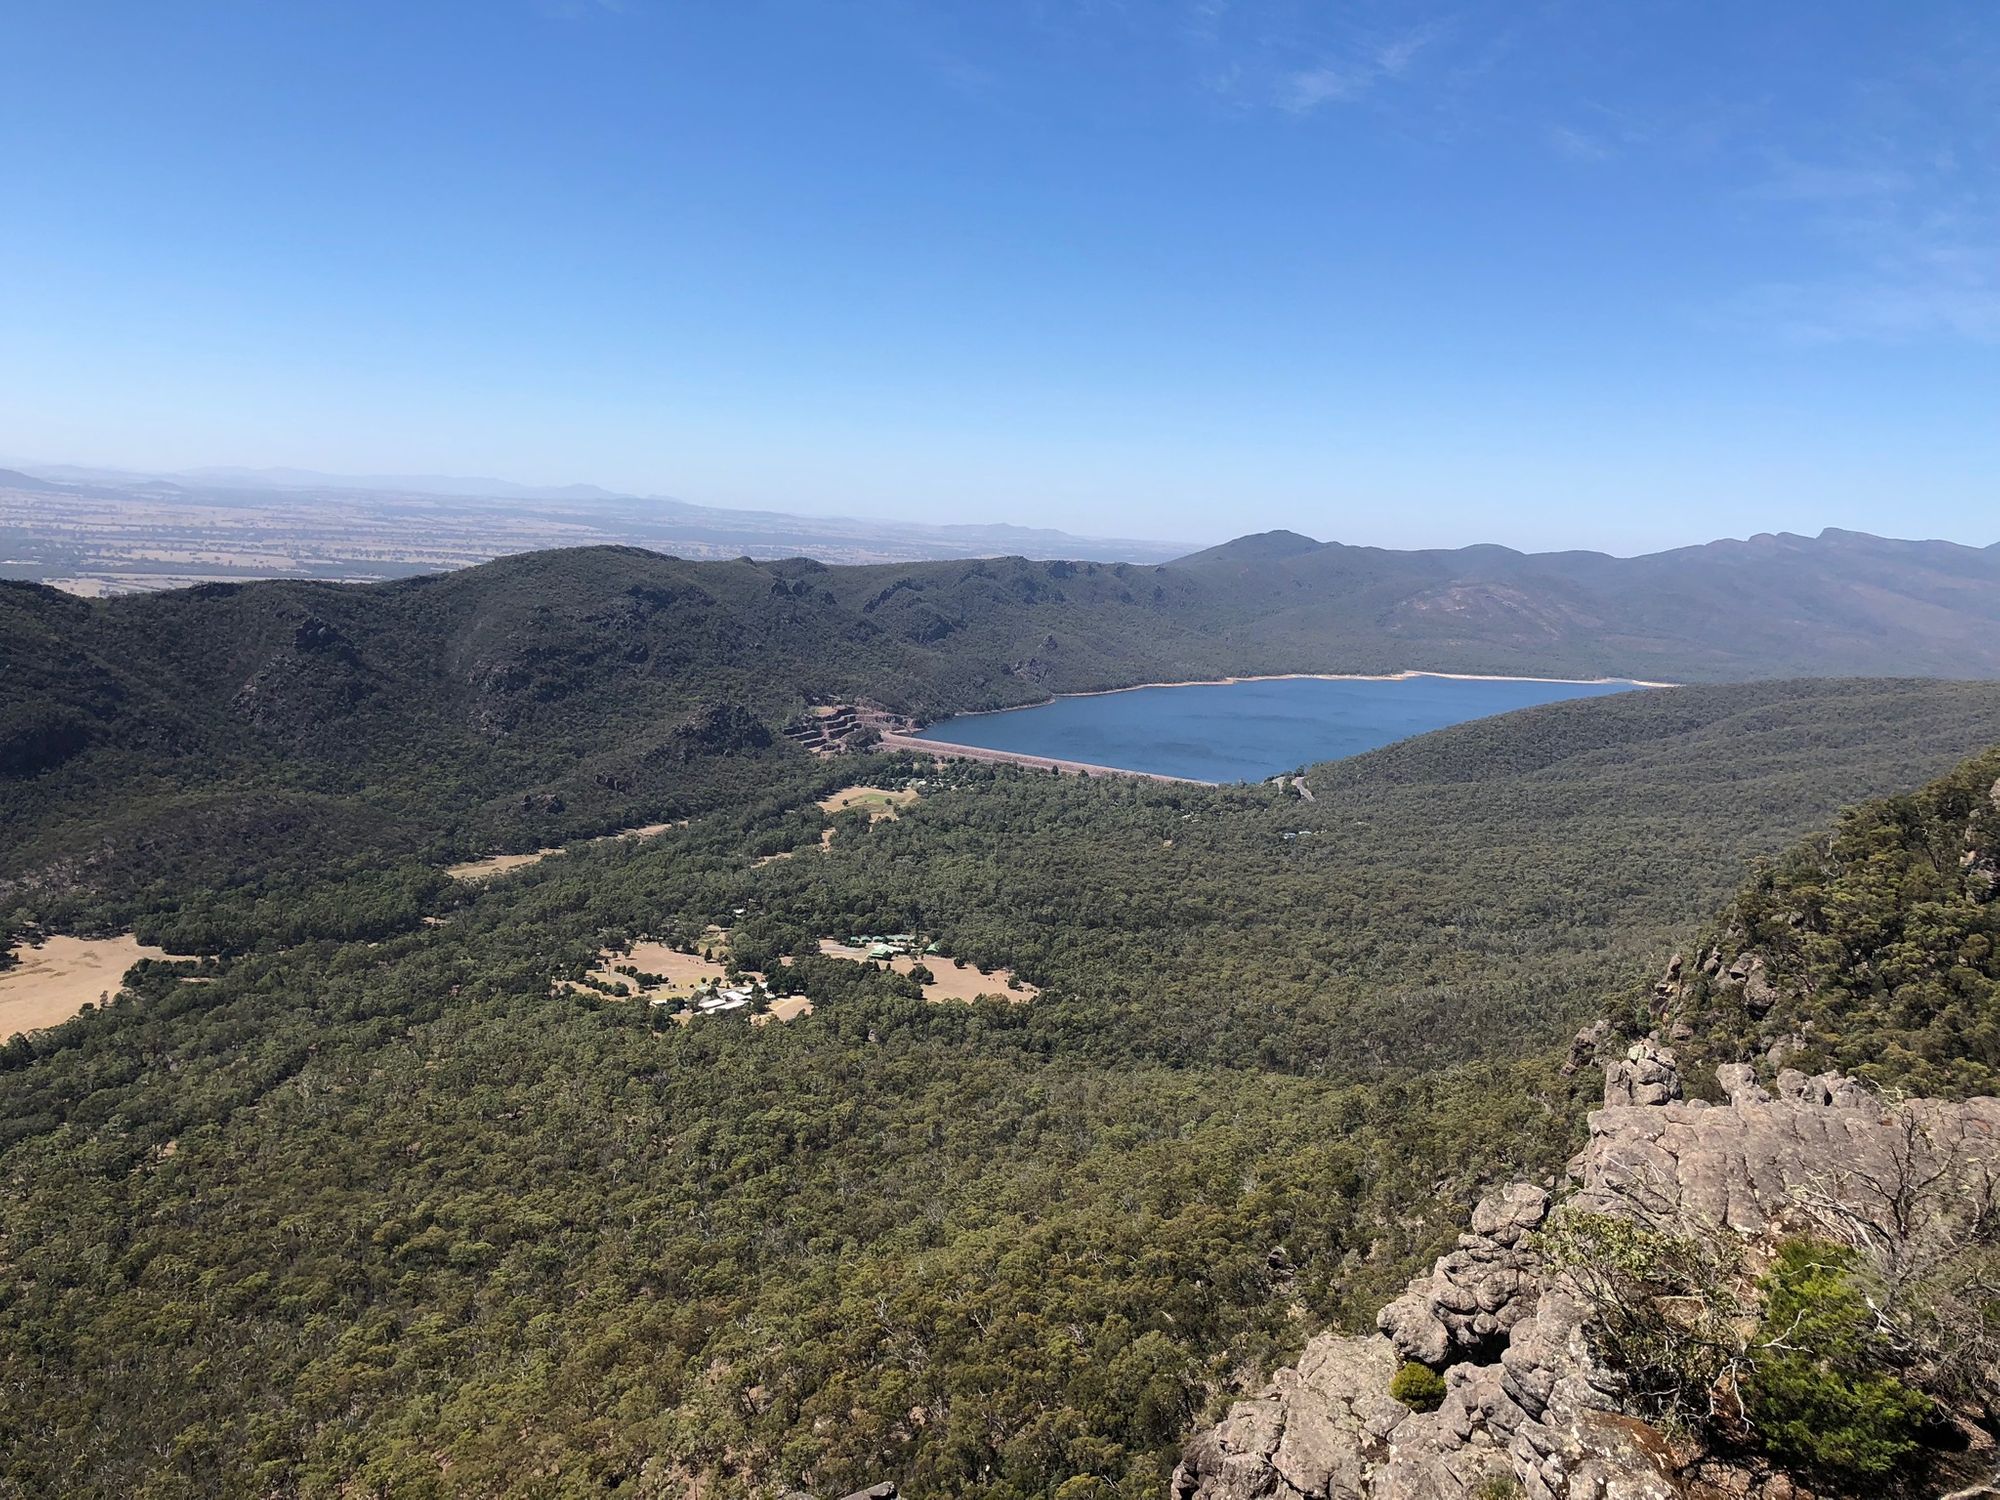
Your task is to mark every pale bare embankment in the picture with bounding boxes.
[446,820,685,881]
[1036,669,1679,695]
[876,732,1214,785]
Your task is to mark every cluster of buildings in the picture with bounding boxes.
[839,932,939,960]
[651,978,768,1017]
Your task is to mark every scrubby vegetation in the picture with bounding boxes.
[1542,1213,1968,1494]
[1539,1209,1749,1434]
[1744,1241,1934,1488]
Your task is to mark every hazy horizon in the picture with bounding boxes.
[6,2,1997,554]
[9,450,2000,559]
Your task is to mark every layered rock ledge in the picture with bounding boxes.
[1171,1044,2000,1500]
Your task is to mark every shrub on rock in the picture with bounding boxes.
[1388,1360,1446,1412]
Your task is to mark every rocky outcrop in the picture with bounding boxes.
[1377,1183,1548,1367]
[1603,1039,1683,1107]
[1173,1337,1407,1500]
[1965,778,2000,896]
[1572,1055,2000,1238]
[1562,1017,1614,1077]
[1171,1044,2000,1500]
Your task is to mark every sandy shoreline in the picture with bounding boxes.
[919,669,1676,725]
[1059,668,1681,693]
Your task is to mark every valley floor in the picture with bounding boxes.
[4,678,2000,1497]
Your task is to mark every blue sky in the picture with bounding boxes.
[3,1,1995,552]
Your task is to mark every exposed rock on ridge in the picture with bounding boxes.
[1172,1043,2000,1500]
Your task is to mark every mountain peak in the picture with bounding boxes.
[1173,529,1325,569]
[0,468,69,493]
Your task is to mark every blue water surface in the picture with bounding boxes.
[910,674,1647,783]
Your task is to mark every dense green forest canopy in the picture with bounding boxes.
[7,529,2000,921]
[5,677,2000,1497]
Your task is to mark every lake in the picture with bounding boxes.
[909,674,1649,783]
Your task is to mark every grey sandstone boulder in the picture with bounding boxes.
[1171,1335,1400,1500]
[1563,1017,1614,1077]
[1714,1062,1768,1105]
[1470,1182,1548,1244]
[1603,1040,1680,1107]
[1376,1289,1448,1369]
[1377,1182,1550,1367]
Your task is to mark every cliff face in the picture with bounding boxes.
[1172,1044,2000,1500]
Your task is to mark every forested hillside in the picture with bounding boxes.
[1668,743,2000,1099]
[0,548,1224,919]
[1169,526,2000,680]
[3,680,1998,1497]
[7,530,2000,925]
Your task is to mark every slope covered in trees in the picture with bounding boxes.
[7,529,2000,922]
[3,680,1998,1497]
[1666,742,2000,1099]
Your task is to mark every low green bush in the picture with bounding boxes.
[1389,1360,1447,1412]
[1745,1240,1932,1488]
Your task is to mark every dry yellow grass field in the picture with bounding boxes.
[816,785,919,849]
[815,940,1035,1004]
[816,785,919,817]
[0,934,174,1038]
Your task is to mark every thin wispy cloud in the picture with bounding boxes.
[1375,20,1446,77]
[1729,164,2000,343]
[1702,10,2000,347]
[1737,273,2000,345]
[1754,156,1913,202]
[1275,19,1449,115]
[1546,124,1612,163]
[1162,0,1464,117]
[1278,63,1371,113]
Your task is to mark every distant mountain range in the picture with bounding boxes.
[0,468,67,493]
[1165,524,2000,679]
